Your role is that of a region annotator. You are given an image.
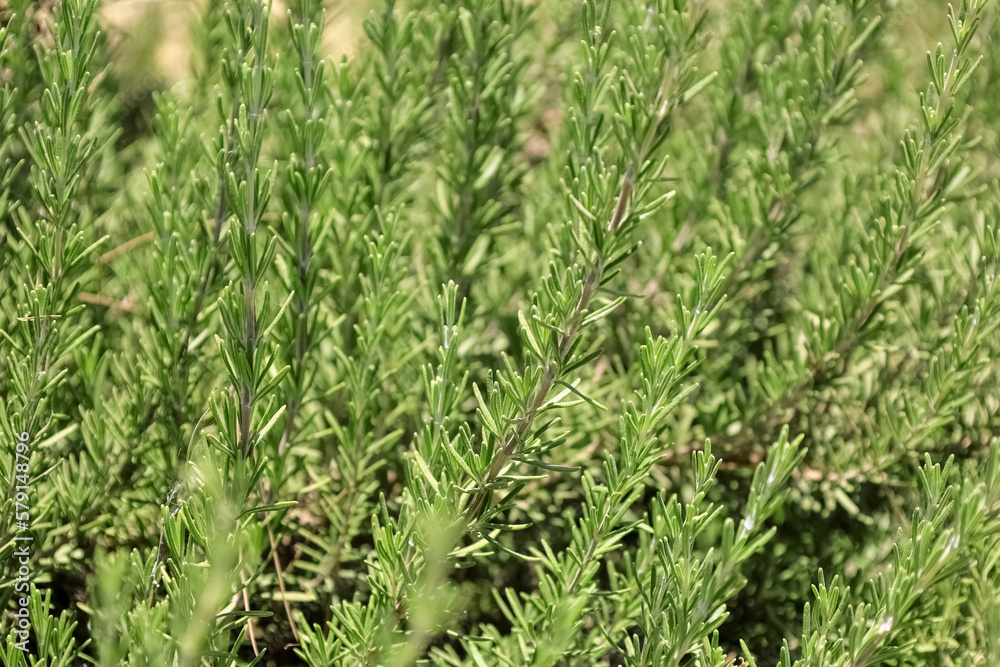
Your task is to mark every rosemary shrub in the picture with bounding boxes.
[1,0,999,665]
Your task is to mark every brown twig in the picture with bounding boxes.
[237,547,259,657]
[78,291,137,312]
[97,231,155,265]
[268,525,301,643]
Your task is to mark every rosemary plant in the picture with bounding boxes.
[0,0,999,665]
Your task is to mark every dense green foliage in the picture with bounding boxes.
[1,0,999,665]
